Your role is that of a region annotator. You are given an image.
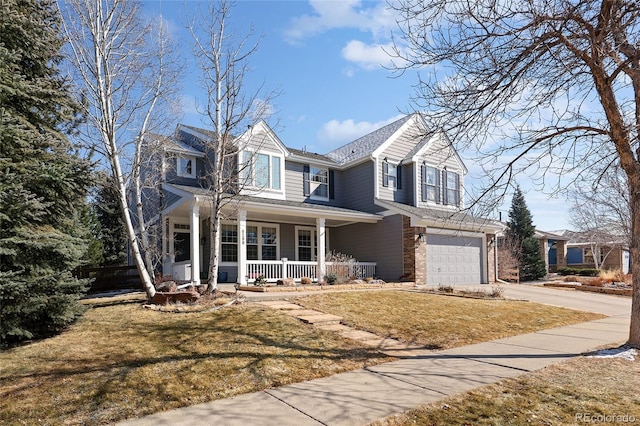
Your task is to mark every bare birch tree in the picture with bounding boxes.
[188,0,277,292]
[60,0,180,299]
[391,0,640,346]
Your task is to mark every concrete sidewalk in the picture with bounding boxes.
[118,285,631,426]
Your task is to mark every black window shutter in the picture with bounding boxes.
[329,170,335,199]
[442,170,448,205]
[382,162,389,187]
[303,164,310,196]
[455,173,460,206]
[435,169,441,204]
[420,164,427,202]
[397,164,402,189]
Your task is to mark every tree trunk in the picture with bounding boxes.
[628,181,640,347]
[207,213,221,293]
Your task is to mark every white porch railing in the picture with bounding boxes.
[245,260,376,284]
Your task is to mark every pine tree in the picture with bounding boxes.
[94,174,127,267]
[0,0,93,346]
[505,186,547,281]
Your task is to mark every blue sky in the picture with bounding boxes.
[141,0,571,232]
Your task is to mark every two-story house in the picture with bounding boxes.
[148,113,502,287]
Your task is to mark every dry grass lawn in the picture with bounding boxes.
[0,294,387,425]
[0,290,605,425]
[374,353,640,425]
[296,290,604,349]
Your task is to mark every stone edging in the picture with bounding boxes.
[544,282,631,296]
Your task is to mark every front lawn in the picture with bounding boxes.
[0,290,605,425]
[374,351,640,425]
[295,290,605,349]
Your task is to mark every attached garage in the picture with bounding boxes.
[426,234,483,285]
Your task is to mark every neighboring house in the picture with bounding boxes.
[141,113,502,286]
[548,230,630,273]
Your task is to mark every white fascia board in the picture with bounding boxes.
[239,120,290,157]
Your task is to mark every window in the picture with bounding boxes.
[303,165,333,199]
[382,161,396,188]
[443,170,460,206]
[240,150,282,190]
[311,167,329,199]
[297,229,315,261]
[221,223,279,262]
[421,165,440,203]
[177,156,196,178]
[221,224,238,262]
[261,226,277,260]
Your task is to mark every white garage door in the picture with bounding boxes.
[426,234,483,285]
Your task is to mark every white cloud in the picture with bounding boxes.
[341,40,395,71]
[317,114,404,148]
[284,0,397,44]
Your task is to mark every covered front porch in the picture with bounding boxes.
[161,185,381,286]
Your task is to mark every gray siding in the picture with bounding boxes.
[331,214,404,282]
[285,161,305,202]
[284,160,343,207]
[280,223,296,260]
[341,161,380,213]
[416,135,465,209]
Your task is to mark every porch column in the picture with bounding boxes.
[238,210,247,285]
[190,200,201,286]
[317,217,326,282]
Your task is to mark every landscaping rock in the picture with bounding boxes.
[156,281,177,292]
[151,291,200,305]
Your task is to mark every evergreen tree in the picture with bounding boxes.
[505,186,547,281]
[0,0,93,346]
[94,174,127,266]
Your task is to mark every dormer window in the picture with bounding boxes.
[177,156,196,178]
[240,150,282,191]
[382,159,402,190]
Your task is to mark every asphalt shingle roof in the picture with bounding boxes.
[326,115,413,165]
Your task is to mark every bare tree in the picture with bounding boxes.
[391,0,640,345]
[569,166,631,269]
[60,0,180,299]
[188,0,277,292]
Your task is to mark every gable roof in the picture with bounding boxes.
[326,115,413,165]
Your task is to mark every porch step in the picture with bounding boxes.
[256,301,305,310]
[296,313,343,326]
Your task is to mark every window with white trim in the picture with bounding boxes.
[240,150,282,191]
[310,167,329,199]
[222,222,279,262]
[297,229,316,261]
[443,170,461,207]
[177,156,196,178]
[421,165,441,203]
[221,224,238,262]
[382,161,396,189]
